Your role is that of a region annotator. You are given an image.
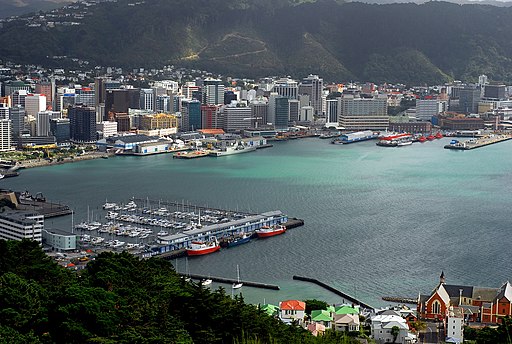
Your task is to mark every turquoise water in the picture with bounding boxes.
[3,138,512,307]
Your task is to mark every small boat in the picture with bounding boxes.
[202,278,213,286]
[397,139,413,146]
[232,264,243,289]
[186,238,220,256]
[426,134,435,141]
[157,230,169,237]
[418,136,427,143]
[103,202,117,210]
[435,132,443,139]
[227,233,251,248]
[255,224,286,238]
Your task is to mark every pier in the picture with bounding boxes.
[444,134,512,150]
[293,275,374,310]
[178,272,280,290]
[381,296,418,305]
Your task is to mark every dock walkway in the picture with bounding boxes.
[178,272,280,290]
[444,135,511,150]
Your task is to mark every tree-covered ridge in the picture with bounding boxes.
[0,240,360,343]
[2,0,512,83]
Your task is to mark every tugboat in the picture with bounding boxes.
[255,224,286,238]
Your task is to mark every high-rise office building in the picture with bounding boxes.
[459,86,481,114]
[140,88,155,111]
[25,94,47,118]
[299,75,323,115]
[36,111,60,136]
[0,211,44,243]
[416,99,446,121]
[68,105,97,142]
[35,81,53,109]
[274,96,289,128]
[9,106,25,138]
[4,81,31,97]
[49,118,71,143]
[221,105,252,132]
[0,103,8,119]
[12,90,28,107]
[250,101,268,127]
[75,87,95,107]
[105,89,140,120]
[326,98,340,124]
[201,105,222,129]
[0,119,13,151]
[483,84,506,100]
[339,95,389,130]
[272,78,298,100]
[288,99,300,124]
[156,95,172,113]
[203,78,225,105]
[181,99,201,131]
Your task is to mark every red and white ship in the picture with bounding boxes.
[255,224,286,238]
[186,239,220,256]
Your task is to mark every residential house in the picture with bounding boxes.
[333,305,360,332]
[371,310,417,344]
[279,300,306,325]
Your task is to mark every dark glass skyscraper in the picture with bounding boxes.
[68,105,97,142]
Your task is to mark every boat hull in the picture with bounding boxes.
[227,236,251,248]
[187,245,220,256]
[256,228,286,238]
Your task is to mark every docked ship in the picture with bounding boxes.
[209,143,256,157]
[222,233,252,248]
[186,239,220,256]
[255,224,286,238]
[435,132,443,139]
[332,130,378,144]
[319,131,341,139]
[376,133,412,147]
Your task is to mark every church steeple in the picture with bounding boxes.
[440,271,446,284]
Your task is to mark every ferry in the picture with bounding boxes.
[332,130,378,144]
[186,239,220,256]
[376,133,412,147]
[255,224,286,238]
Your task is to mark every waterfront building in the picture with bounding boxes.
[272,78,298,100]
[326,98,340,124]
[388,121,432,134]
[416,99,446,121]
[97,134,159,152]
[439,116,484,130]
[288,99,300,124]
[274,97,289,128]
[49,118,71,143]
[0,119,13,151]
[9,105,25,138]
[35,81,54,109]
[279,300,306,325]
[299,106,314,123]
[68,105,97,142]
[0,211,44,243]
[138,113,178,136]
[42,228,77,251]
[36,111,60,136]
[267,92,278,126]
[17,136,57,149]
[250,101,268,128]
[299,74,323,115]
[201,104,222,129]
[458,86,481,114]
[203,78,225,105]
[181,99,201,131]
[221,104,252,132]
[96,121,118,138]
[25,94,47,118]
[338,95,389,130]
[418,272,512,325]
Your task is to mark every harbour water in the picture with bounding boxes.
[3,137,512,307]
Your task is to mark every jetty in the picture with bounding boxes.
[444,134,512,150]
[293,275,374,310]
[178,272,280,290]
[382,296,418,305]
[0,190,72,218]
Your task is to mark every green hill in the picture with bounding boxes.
[2,0,512,83]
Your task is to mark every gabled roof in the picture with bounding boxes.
[334,313,359,325]
[335,305,359,315]
[311,310,332,322]
[496,281,512,302]
[261,304,279,316]
[427,284,450,305]
[280,300,306,311]
[382,320,408,330]
[472,287,500,301]
[443,285,473,298]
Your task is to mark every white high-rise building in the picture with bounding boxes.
[0,119,13,151]
[221,104,252,132]
[97,121,118,138]
[25,94,47,118]
[299,75,323,116]
[416,99,446,121]
[203,78,225,105]
[140,89,155,111]
[272,78,298,100]
[339,94,389,130]
[0,103,9,119]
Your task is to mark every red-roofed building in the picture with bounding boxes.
[279,300,306,325]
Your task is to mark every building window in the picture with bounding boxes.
[432,300,441,314]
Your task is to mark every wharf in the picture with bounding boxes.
[282,218,304,229]
[444,135,511,150]
[17,199,72,218]
[173,150,210,159]
[382,296,418,305]
[154,248,187,259]
[177,272,280,290]
[293,275,374,310]
[256,143,273,149]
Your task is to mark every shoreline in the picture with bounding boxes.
[15,152,112,170]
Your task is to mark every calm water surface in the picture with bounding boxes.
[4,138,512,307]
